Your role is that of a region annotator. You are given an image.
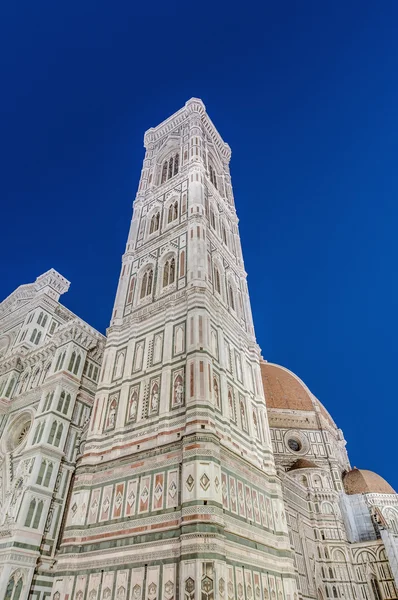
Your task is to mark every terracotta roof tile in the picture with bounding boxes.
[343,468,395,495]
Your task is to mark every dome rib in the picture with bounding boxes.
[260,362,335,427]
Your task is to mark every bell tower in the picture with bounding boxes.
[53,99,297,600]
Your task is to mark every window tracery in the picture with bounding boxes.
[209,164,217,189]
[149,212,160,234]
[161,153,179,184]
[140,268,153,299]
[163,257,176,288]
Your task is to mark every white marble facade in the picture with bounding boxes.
[0,101,397,600]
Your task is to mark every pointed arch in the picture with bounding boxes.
[43,462,53,487]
[54,423,63,447]
[73,354,81,375]
[32,500,44,529]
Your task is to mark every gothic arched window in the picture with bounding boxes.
[149,212,160,234]
[161,161,168,184]
[68,352,76,372]
[43,462,53,487]
[54,423,63,447]
[126,276,135,305]
[73,354,81,375]
[140,269,153,299]
[32,500,43,529]
[167,201,179,224]
[163,257,175,288]
[209,164,218,189]
[161,153,179,184]
[25,499,36,527]
[48,422,57,445]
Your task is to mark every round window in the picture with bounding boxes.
[16,422,31,446]
[288,438,301,452]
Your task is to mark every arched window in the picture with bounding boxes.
[161,153,179,184]
[44,391,54,411]
[140,269,153,299]
[42,315,48,327]
[43,462,53,487]
[37,461,46,486]
[126,276,135,305]
[329,568,334,579]
[161,161,168,184]
[37,422,45,443]
[182,193,187,214]
[73,354,81,375]
[332,587,338,598]
[37,312,44,325]
[149,212,160,234]
[25,499,36,527]
[30,329,37,343]
[48,422,57,445]
[57,391,65,412]
[214,267,221,294]
[68,352,76,372]
[63,393,71,415]
[167,201,179,224]
[163,257,175,288]
[228,285,235,310]
[209,164,217,189]
[32,500,43,529]
[32,424,40,445]
[54,423,63,447]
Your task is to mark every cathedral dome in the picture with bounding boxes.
[260,362,335,427]
[287,458,319,471]
[343,468,395,495]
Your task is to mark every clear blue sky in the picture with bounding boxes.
[1,2,397,489]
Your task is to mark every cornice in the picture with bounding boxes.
[143,98,231,161]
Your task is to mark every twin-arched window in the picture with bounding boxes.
[55,350,66,372]
[149,212,160,234]
[68,351,81,376]
[140,269,153,299]
[30,329,41,345]
[24,498,44,529]
[209,164,218,189]
[161,153,179,184]
[48,421,63,447]
[36,460,53,487]
[167,201,179,224]
[56,390,71,415]
[32,422,45,445]
[163,258,175,288]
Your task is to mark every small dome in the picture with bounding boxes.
[343,468,395,495]
[288,459,319,471]
[260,362,335,427]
